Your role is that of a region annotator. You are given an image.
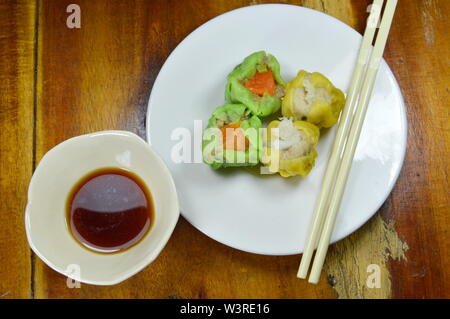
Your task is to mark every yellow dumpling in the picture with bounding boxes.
[282,70,345,128]
[262,118,320,177]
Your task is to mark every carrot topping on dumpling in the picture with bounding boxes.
[244,71,276,96]
[221,123,249,151]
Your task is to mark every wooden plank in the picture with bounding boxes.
[382,0,450,299]
[0,0,35,299]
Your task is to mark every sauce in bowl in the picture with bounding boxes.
[66,168,154,253]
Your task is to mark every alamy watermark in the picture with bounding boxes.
[66,4,81,29]
[169,120,280,173]
[65,264,81,288]
[366,264,381,289]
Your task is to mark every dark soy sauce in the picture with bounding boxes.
[67,168,154,253]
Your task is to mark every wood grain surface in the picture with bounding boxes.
[0,0,448,299]
[0,0,35,299]
[382,0,450,298]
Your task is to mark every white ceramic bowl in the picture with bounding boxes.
[25,131,179,285]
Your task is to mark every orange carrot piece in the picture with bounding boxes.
[244,70,276,96]
[221,123,249,151]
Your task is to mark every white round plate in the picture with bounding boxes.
[147,4,407,255]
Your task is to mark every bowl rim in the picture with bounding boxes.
[25,130,180,285]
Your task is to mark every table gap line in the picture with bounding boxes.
[30,0,40,300]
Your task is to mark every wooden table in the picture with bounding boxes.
[1,0,448,299]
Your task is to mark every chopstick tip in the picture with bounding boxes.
[308,277,320,285]
[296,272,307,279]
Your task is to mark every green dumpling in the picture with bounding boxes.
[202,104,262,169]
[225,51,285,117]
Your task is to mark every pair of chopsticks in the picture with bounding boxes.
[297,0,398,284]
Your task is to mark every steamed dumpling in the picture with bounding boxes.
[263,118,320,177]
[282,70,345,128]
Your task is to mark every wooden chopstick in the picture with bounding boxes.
[297,0,385,279]
[307,0,399,284]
